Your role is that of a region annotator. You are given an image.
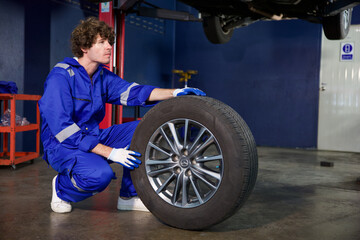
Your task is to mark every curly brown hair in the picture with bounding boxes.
[71,17,115,58]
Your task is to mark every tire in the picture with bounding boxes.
[323,8,352,40]
[130,96,258,230]
[203,16,234,44]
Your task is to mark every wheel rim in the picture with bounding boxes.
[219,16,231,35]
[343,9,350,30]
[145,118,224,208]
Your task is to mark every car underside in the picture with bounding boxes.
[179,0,358,20]
[90,0,360,43]
[177,0,360,43]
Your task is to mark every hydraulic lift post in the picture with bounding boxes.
[98,2,125,128]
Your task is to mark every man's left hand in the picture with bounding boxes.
[173,88,206,97]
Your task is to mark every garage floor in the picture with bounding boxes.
[0,147,359,240]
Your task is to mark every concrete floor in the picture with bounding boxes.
[0,147,359,240]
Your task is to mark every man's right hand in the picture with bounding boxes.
[107,146,141,170]
[173,87,206,97]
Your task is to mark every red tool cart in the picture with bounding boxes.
[0,94,41,169]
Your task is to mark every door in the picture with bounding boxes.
[318,25,360,152]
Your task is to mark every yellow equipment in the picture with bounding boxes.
[172,69,198,88]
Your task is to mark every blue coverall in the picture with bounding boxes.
[39,57,157,202]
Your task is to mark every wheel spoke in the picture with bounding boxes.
[146,158,175,166]
[182,175,189,207]
[149,142,172,157]
[172,173,182,204]
[183,119,189,148]
[148,166,174,177]
[190,177,204,204]
[191,169,217,190]
[167,122,182,152]
[188,127,206,153]
[189,136,214,158]
[192,165,221,180]
[196,154,223,163]
[160,127,180,155]
[156,173,176,194]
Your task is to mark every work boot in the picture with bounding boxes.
[117,196,149,212]
[51,175,72,213]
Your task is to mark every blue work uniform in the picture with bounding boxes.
[39,57,157,202]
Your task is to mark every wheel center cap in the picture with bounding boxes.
[179,158,190,168]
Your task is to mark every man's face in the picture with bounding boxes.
[84,35,112,65]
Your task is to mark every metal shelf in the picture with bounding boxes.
[0,94,41,168]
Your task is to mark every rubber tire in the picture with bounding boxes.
[203,16,234,44]
[323,9,352,40]
[131,96,258,230]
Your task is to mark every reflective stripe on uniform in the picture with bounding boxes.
[55,123,81,143]
[67,68,75,77]
[71,177,86,192]
[55,63,74,77]
[55,63,70,69]
[120,83,139,105]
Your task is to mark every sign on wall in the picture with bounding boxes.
[101,2,110,13]
[340,42,354,61]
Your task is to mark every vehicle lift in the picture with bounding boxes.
[98,1,123,128]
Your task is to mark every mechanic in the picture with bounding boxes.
[39,17,205,213]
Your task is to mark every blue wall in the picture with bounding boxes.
[122,0,176,117]
[0,0,25,151]
[174,4,323,148]
[49,1,99,67]
[352,7,360,24]
[0,0,25,93]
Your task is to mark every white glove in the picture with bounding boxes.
[173,87,206,97]
[107,146,141,170]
